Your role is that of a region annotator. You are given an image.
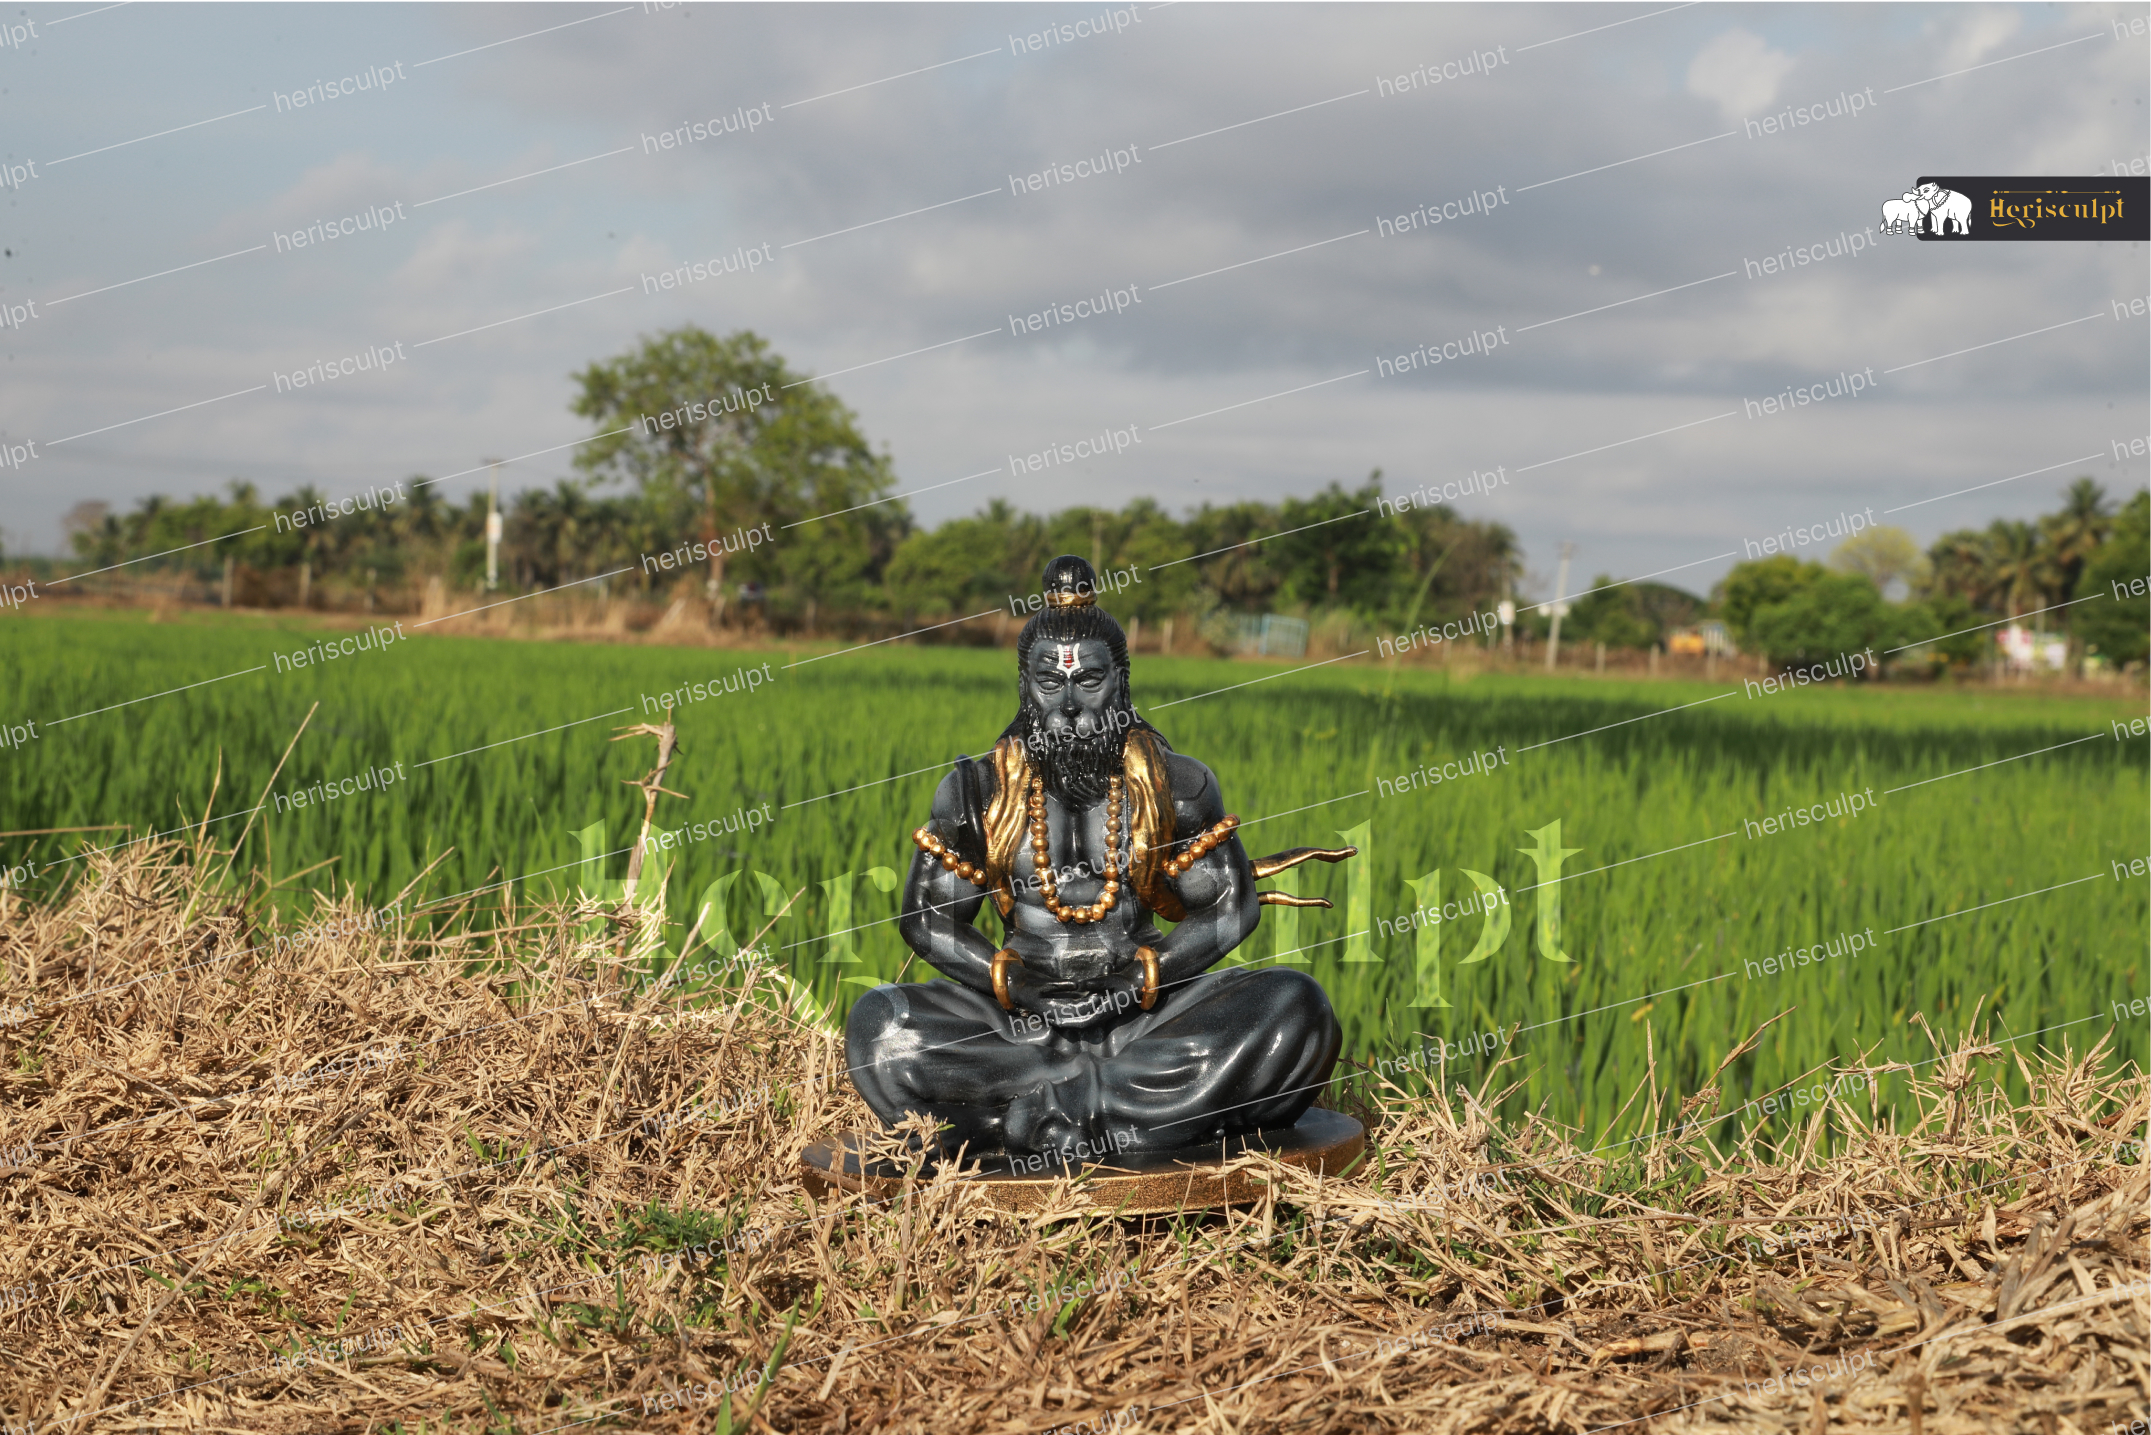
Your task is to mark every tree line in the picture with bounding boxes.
[1695,479,2147,671]
[54,326,1521,639]
[47,324,2149,668]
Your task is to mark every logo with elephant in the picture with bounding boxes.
[1880,181,1971,237]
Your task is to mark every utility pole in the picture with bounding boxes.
[484,459,503,592]
[1545,541,1575,673]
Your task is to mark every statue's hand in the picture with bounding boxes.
[1034,969,1145,1031]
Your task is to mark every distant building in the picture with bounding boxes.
[1997,624,2068,672]
[1667,620,1735,657]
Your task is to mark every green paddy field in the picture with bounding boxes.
[1,607,2142,1147]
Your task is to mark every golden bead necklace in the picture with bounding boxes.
[911,770,1242,927]
[1028,773,1122,924]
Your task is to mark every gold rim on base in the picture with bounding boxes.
[800,1110,1365,1216]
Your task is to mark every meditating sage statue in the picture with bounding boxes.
[844,555,1354,1163]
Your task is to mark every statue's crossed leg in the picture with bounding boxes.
[846,965,1341,1158]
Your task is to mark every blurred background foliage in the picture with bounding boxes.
[39,326,2148,671]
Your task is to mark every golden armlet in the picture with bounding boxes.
[990,948,1024,1013]
[1137,947,1160,1011]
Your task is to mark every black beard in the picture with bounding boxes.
[1023,704,1130,807]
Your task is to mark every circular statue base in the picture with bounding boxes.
[800,1108,1365,1216]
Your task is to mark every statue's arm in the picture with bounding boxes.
[1150,755,1261,983]
[896,768,1001,998]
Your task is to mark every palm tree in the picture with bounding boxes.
[1924,527,2000,611]
[508,483,589,588]
[2039,476,2112,605]
[1188,500,1284,611]
[1983,519,2060,624]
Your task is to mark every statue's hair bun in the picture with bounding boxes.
[1041,555,1099,608]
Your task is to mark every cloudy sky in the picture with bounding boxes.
[3,1,2145,599]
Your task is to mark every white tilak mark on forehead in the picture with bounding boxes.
[1057,643,1079,671]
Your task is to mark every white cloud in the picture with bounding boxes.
[197,153,408,249]
[1686,28,1799,124]
[384,218,541,307]
[1938,9,2021,73]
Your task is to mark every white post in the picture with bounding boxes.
[1545,542,1574,672]
[484,459,503,592]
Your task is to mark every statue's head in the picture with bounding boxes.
[1002,555,1152,802]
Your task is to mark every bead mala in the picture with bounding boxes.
[1029,774,1122,924]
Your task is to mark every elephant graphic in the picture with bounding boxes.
[1912,182,1973,236]
[1880,192,1921,235]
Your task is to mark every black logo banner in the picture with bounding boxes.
[1907,176,2148,241]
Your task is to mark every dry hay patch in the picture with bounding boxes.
[0,842,2142,1434]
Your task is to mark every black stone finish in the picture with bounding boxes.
[842,555,1347,1159]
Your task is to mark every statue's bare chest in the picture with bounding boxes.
[1003,790,1147,974]
[1009,795,1121,893]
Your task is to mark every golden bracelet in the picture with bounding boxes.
[990,948,1024,1013]
[1137,947,1160,1010]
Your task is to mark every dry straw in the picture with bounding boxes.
[0,840,2142,1432]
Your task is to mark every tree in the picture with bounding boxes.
[1092,498,1201,624]
[1744,572,1897,669]
[61,501,109,551]
[1893,593,1990,669]
[1982,518,2059,622]
[70,482,279,581]
[1925,508,2079,627]
[571,327,905,618]
[1713,555,1824,647]
[1829,525,1927,597]
[2040,476,2113,606]
[1386,494,1518,635]
[1923,526,1998,612]
[884,498,1045,621]
[1569,576,1704,650]
[2073,488,2150,665]
[506,481,649,588]
[1271,477,1403,614]
[1182,500,1289,612]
